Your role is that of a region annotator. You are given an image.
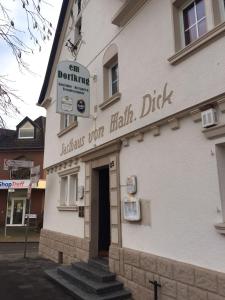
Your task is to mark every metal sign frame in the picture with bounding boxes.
[3,159,33,171]
[56,60,90,118]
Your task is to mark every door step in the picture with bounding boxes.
[45,258,132,300]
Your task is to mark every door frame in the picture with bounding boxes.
[6,197,26,226]
[81,140,122,259]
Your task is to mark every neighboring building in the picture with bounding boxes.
[38,0,225,299]
[0,116,46,229]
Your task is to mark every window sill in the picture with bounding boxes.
[99,92,121,110]
[168,22,225,65]
[202,123,225,139]
[57,121,78,137]
[215,222,225,234]
[57,205,78,211]
[112,0,148,27]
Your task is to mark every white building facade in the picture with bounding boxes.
[39,0,225,299]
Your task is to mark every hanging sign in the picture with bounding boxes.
[30,165,40,184]
[3,159,33,171]
[56,60,90,117]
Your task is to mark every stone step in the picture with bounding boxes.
[46,269,131,300]
[57,265,123,295]
[88,258,109,272]
[72,261,116,282]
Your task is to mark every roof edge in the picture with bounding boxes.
[38,0,70,105]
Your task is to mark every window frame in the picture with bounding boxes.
[60,114,77,130]
[59,170,78,209]
[100,44,121,110]
[18,122,35,139]
[169,0,225,64]
[221,0,225,20]
[179,0,208,47]
[109,62,119,97]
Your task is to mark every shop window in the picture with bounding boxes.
[18,121,34,139]
[59,173,78,207]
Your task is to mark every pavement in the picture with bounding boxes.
[0,243,74,300]
[0,226,40,242]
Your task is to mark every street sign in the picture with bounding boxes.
[30,165,40,184]
[3,159,33,170]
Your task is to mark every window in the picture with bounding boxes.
[60,114,77,131]
[59,173,78,207]
[11,168,30,180]
[75,17,82,45]
[77,0,82,15]
[169,0,225,64]
[182,0,207,46]
[100,44,121,110]
[110,63,119,96]
[18,122,34,139]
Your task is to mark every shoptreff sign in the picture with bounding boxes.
[0,180,31,189]
[56,61,90,117]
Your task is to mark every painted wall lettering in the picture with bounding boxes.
[88,126,104,143]
[59,83,174,156]
[60,136,85,156]
[140,83,173,118]
[110,104,134,133]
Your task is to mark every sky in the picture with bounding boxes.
[0,0,63,129]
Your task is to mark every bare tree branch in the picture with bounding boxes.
[0,0,54,128]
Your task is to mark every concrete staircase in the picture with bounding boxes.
[45,258,132,300]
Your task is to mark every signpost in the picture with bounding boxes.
[56,61,90,118]
[24,165,40,258]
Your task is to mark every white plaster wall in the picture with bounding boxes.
[44,0,225,168]
[42,0,225,272]
[43,161,85,237]
[120,116,225,273]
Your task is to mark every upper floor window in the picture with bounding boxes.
[18,121,34,139]
[60,114,77,131]
[77,0,82,15]
[75,17,82,43]
[100,44,121,110]
[170,0,225,63]
[110,63,119,96]
[182,0,207,45]
[11,168,30,180]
